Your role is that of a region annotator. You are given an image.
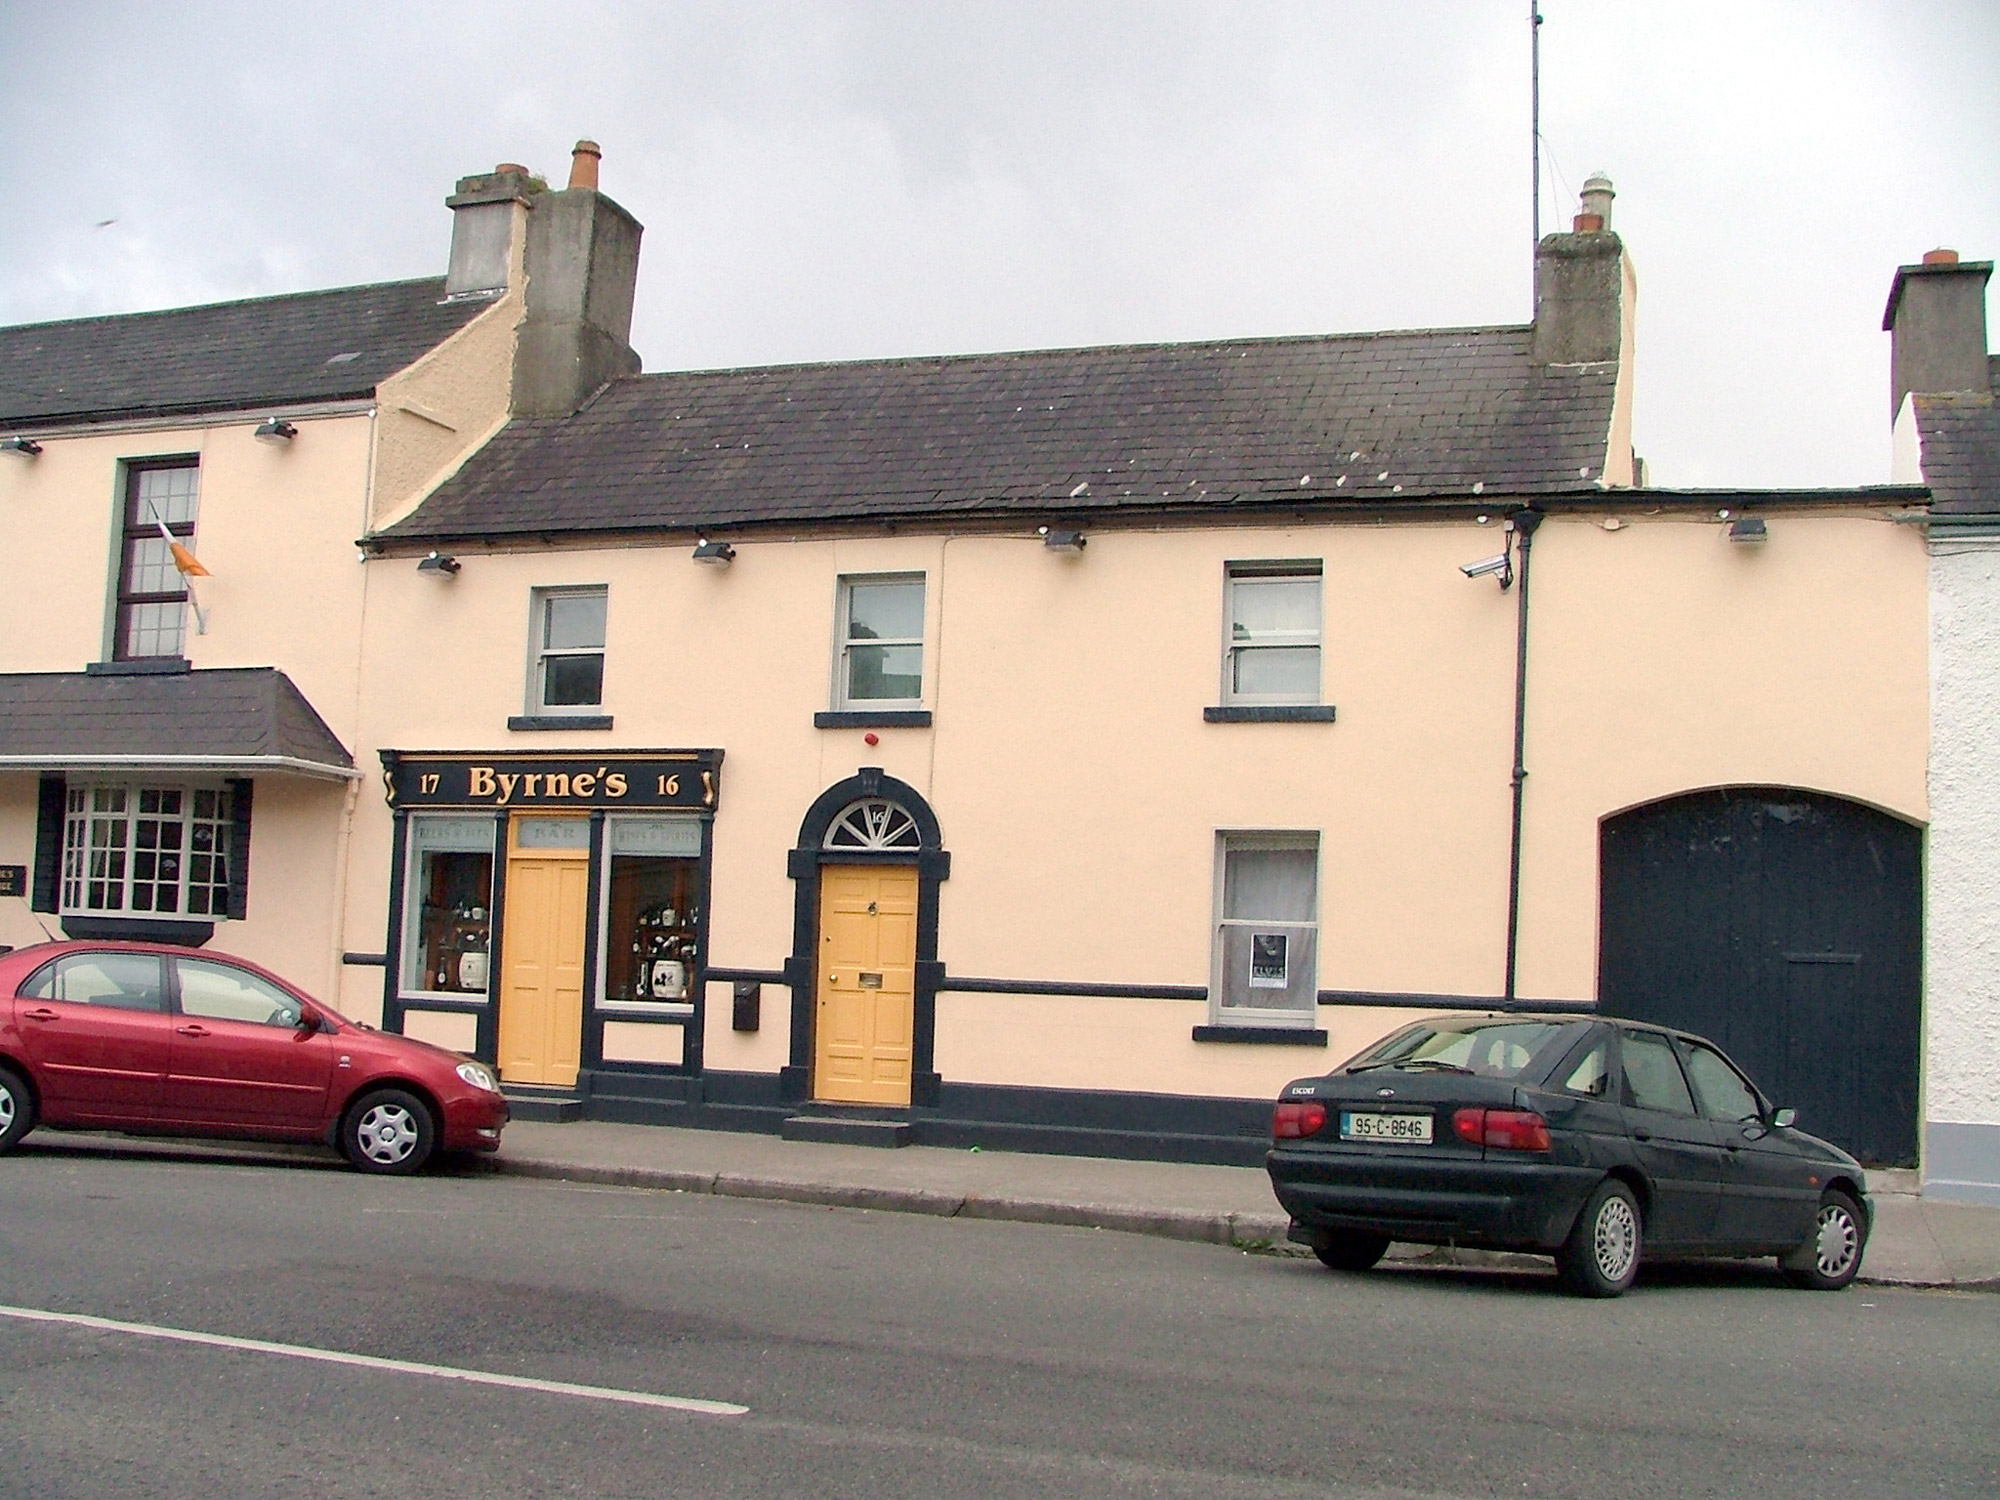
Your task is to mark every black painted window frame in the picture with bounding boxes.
[113,457,201,662]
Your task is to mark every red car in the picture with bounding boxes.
[0,941,507,1174]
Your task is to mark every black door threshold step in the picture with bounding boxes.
[781,1113,912,1148]
[502,1085,586,1123]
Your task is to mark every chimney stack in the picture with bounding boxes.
[512,139,644,418]
[444,162,542,297]
[1533,172,1631,367]
[1882,250,1992,420]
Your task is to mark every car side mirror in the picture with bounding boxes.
[1771,1107,1797,1129]
[293,1009,323,1034]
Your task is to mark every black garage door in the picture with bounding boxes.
[1599,787,1922,1168]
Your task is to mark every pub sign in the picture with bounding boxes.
[382,750,722,811]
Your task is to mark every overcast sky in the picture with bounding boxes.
[2,1,1994,488]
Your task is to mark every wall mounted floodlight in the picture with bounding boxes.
[2,436,43,457]
[416,550,461,577]
[1038,526,1087,552]
[253,418,298,444]
[1459,552,1513,589]
[692,539,736,565]
[1726,517,1769,545]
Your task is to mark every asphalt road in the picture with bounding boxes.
[1,1141,1996,1500]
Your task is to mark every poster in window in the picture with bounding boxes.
[1249,932,1289,989]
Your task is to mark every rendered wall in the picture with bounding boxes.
[1926,538,2000,1202]
[344,506,1927,1103]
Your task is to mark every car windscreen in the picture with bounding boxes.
[1343,1019,1584,1080]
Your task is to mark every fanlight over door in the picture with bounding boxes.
[824,799,922,852]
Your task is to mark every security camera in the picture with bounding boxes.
[1459,555,1510,579]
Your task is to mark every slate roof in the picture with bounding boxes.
[380,325,1617,544]
[1916,393,2000,516]
[0,668,354,776]
[0,279,493,430]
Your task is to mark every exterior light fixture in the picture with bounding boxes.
[253,418,298,443]
[416,550,461,577]
[692,539,736,565]
[2,436,43,457]
[1038,526,1087,552]
[1726,517,1769,545]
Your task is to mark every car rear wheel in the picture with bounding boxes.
[1558,1179,1642,1297]
[1312,1228,1392,1273]
[1781,1189,1866,1290]
[341,1088,436,1175]
[0,1066,34,1154]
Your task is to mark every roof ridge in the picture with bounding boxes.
[0,276,450,336]
[636,322,1536,382]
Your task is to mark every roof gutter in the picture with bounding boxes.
[0,754,360,782]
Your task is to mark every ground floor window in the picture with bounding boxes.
[599,816,704,1009]
[60,782,231,917]
[402,815,496,997]
[1210,831,1319,1024]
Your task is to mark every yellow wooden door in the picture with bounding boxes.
[814,865,918,1105]
[497,829,591,1087]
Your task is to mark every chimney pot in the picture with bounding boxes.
[568,140,602,191]
[1923,247,1961,266]
[494,163,529,177]
[1572,212,1604,233]
[1579,172,1616,231]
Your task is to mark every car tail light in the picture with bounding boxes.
[1273,1101,1327,1139]
[1452,1107,1551,1152]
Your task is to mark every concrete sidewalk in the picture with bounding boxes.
[492,1119,2000,1290]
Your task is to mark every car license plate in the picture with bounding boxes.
[1340,1111,1433,1143]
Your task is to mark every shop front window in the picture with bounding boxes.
[403,815,496,997]
[600,816,704,1008]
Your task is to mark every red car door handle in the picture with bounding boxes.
[22,1007,58,1022]
[176,1024,210,1037]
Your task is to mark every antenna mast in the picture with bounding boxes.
[1531,2,1543,248]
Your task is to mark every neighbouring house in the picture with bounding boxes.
[340,176,1934,1169]
[0,143,624,1005]
[1888,248,2000,1204]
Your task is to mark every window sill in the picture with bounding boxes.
[87,658,192,676]
[1203,705,1336,723]
[508,714,614,732]
[814,710,933,729]
[1192,1024,1328,1046]
[60,915,215,946]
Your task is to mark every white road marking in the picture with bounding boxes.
[0,1303,747,1417]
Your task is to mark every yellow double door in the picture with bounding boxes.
[497,824,590,1088]
[815,865,919,1106]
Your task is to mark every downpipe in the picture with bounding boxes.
[1502,508,1544,1008]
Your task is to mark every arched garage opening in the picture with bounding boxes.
[1598,787,1922,1168]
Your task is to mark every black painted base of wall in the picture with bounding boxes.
[573,1068,1274,1168]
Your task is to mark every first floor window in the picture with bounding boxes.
[836,574,925,707]
[60,783,232,917]
[116,460,201,660]
[1223,562,1322,705]
[402,815,496,996]
[1211,832,1319,1022]
[529,586,608,713]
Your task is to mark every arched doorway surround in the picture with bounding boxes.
[1598,786,1922,1167]
[780,767,950,1107]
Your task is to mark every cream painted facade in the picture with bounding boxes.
[0,263,524,998]
[343,503,1928,1119]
